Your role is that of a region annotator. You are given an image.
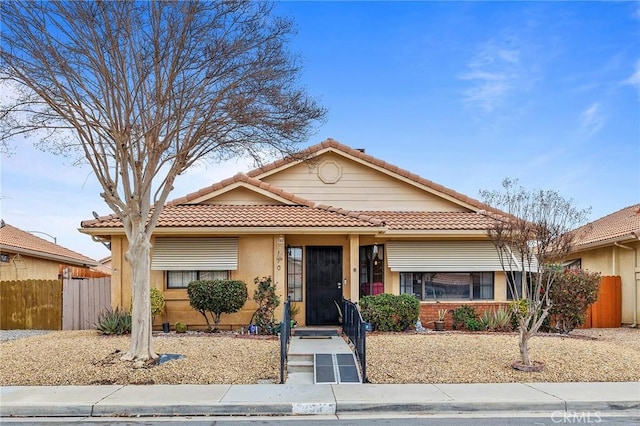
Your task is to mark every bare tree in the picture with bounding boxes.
[480,179,589,370]
[0,1,325,361]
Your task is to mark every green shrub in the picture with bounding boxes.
[464,317,484,331]
[359,293,419,332]
[187,279,248,332]
[452,305,478,330]
[95,307,131,335]
[150,287,165,322]
[250,276,280,335]
[549,269,600,333]
[175,322,187,333]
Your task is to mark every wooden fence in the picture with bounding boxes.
[62,276,111,330]
[584,275,622,328]
[0,280,62,330]
[0,276,111,330]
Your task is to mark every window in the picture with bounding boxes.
[400,272,494,301]
[167,270,229,289]
[506,272,522,300]
[0,253,9,263]
[359,245,385,297]
[287,246,303,301]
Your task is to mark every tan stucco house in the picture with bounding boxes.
[0,221,98,281]
[80,139,523,329]
[565,204,640,327]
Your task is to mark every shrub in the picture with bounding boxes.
[478,309,494,331]
[493,305,512,331]
[95,307,131,335]
[549,269,600,333]
[150,287,165,322]
[359,293,419,332]
[187,279,248,332]
[250,276,280,335]
[464,317,484,331]
[175,322,187,333]
[452,305,478,330]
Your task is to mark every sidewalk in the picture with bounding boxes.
[1,382,639,418]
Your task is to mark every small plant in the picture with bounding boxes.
[464,317,484,331]
[175,322,187,333]
[95,307,131,335]
[251,276,280,335]
[436,308,447,321]
[289,303,300,325]
[150,287,165,322]
[493,305,512,331]
[479,309,495,331]
[452,305,478,330]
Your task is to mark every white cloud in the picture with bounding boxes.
[580,102,605,135]
[459,39,525,113]
[624,59,640,91]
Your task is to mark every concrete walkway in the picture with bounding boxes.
[1,382,639,417]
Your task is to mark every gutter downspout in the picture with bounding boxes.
[615,236,639,328]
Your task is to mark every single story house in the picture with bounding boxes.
[564,204,640,326]
[0,220,99,281]
[80,139,523,329]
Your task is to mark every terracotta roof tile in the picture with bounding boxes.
[359,211,497,231]
[0,222,97,265]
[571,204,640,247]
[82,205,384,229]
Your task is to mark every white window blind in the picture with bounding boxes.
[151,238,238,271]
[386,241,519,272]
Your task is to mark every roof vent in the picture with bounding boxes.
[356,148,365,153]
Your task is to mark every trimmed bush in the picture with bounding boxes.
[549,269,600,333]
[360,293,419,332]
[175,322,187,333]
[187,279,248,332]
[150,287,165,322]
[95,307,131,335]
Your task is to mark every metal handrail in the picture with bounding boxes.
[279,297,291,384]
[342,297,367,382]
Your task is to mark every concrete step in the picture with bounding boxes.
[287,357,314,374]
[284,371,314,385]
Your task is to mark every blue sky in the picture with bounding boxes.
[1,1,639,260]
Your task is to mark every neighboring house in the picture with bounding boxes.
[80,139,523,329]
[565,204,640,326]
[0,220,99,281]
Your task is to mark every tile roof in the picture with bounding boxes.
[82,205,384,229]
[246,138,504,215]
[571,203,640,248]
[168,173,313,206]
[361,211,498,231]
[0,222,97,266]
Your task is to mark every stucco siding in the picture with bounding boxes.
[262,153,469,211]
[0,254,60,281]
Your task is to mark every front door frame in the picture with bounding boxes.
[305,246,343,325]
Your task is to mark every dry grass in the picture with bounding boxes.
[1,328,638,385]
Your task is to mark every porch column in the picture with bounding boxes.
[349,234,359,302]
[273,234,286,320]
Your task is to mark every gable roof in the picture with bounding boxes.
[246,138,502,215]
[0,221,97,266]
[82,139,507,234]
[571,203,640,249]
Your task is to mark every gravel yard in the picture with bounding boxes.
[0,328,638,385]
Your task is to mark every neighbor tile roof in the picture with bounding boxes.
[82,205,384,229]
[246,138,504,215]
[360,211,498,231]
[0,222,97,266]
[571,204,640,248]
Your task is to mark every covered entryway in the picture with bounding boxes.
[305,246,342,325]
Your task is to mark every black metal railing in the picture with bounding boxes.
[279,297,291,384]
[342,297,367,382]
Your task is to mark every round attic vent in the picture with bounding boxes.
[317,160,342,184]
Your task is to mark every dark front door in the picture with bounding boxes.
[306,246,343,325]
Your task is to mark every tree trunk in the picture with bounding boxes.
[121,232,157,361]
[518,328,532,366]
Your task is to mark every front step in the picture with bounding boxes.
[287,354,313,373]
